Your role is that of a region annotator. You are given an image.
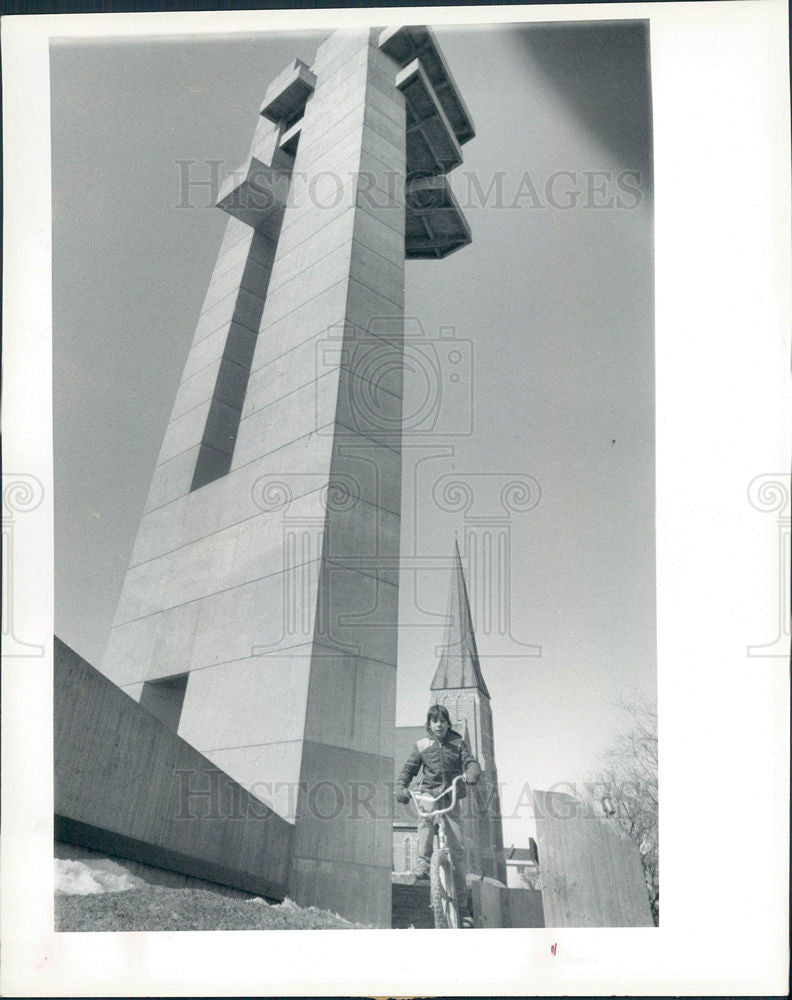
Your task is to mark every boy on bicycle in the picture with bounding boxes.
[395,704,481,896]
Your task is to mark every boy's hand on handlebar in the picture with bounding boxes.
[395,788,411,804]
[464,773,478,785]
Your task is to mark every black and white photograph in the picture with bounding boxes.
[1,2,789,996]
[50,15,656,932]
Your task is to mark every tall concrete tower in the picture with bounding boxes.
[431,539,507,883]
[101,26,474,925]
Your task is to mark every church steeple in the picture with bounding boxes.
[431,537,490,698]
[428,537,506,883]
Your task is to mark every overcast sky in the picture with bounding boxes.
[52,20,654,846]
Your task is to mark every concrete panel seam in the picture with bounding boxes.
[144,641,319,678]
[247,326,344,382]
[290,857,394,871]
[246,324,347,382]
[198,281,267,327]
[203,737,307,754]
[311,641,397,671]
[244,360,401,424]
[191,306,260,351]
[310,45,398,114]
[239,366,339,427]
[215,217,257,258]
[122,636,399,683]
[311,40,379,92]
[160,384,242,431]
[278,148,404,242]
[296,739,395,787]
[346,272,404,312]
[324,556,401,591]
[129,486,401,571]
[335,419,401,456]
[145,420,337,513]
[279,141,405,238]
[297,93,405,175]
[110,554,322,630]
[259,274,349,338]
[173,353,250,405]
[266,236,357,299]
[294,97,368,167]
[264,209,402,297]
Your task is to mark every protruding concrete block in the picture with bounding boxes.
[217,151,295,234]
[378,25,475,144]
[406,174,472,259]
[396,58,463,177]
[260,59,316,125]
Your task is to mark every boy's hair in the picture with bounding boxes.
[425,704,452,733]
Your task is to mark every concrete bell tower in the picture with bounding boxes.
[101,26,474,926]
[431,539,507,883]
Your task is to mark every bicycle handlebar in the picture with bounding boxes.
[409,774,466,818]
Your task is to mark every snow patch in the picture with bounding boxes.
[55,858,145,895]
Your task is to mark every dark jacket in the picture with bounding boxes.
[397,728,481,800]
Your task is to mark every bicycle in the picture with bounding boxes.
[410,774,466,929]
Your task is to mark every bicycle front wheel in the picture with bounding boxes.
[430,848,460,929]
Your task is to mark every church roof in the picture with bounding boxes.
[430,539,491,698]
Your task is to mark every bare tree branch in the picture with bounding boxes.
[589,693,659,924]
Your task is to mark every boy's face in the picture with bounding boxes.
[430,716,449,740]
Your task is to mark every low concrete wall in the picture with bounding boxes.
[534,789,654,927]
[469,878,545,928]
[54,637,293,900]
[470,876,507,928]
[508,887,545,928]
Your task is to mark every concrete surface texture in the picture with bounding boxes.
[533,789,654,927]
[55,637,293,900]
[99,25,473,927]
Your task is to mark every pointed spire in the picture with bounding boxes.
[431,537,491,698]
